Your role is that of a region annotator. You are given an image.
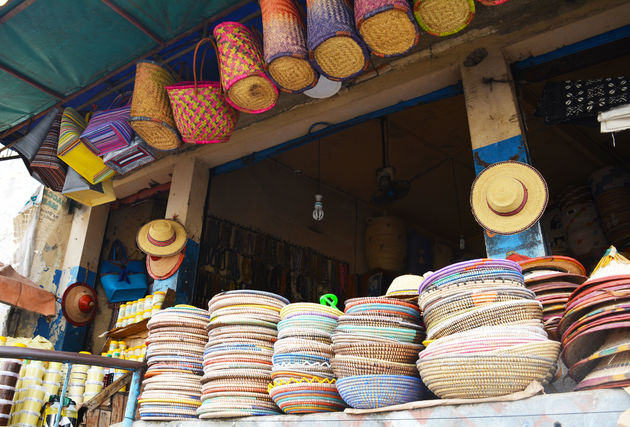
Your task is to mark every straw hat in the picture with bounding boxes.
[470,161,548,235]
[386,274,423,297]
[147,248,185,280]
[568,330,630,382]
[137,219,187,256]
[507,252,586,276]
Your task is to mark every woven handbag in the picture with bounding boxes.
[80,95,133,155]
[103,134,156,175]
[30,110,67,192]
[307,0,369,81]
[213,22,279,114]
[130,60,182,151]
[260,0,318,93]
[165,38,239,144]
[62,167,116,207]
[57,107,115,184]
[354,0,420,57]
[413,0,475,37]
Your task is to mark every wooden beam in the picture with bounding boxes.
[0,0,37,25]
[101,0,163,44]
[0,61,63,99]
[83,371,133,411]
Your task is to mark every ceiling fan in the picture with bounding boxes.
[371,117,411,205]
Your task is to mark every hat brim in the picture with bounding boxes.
[147,248,185,280]
[520,256,586,275]
[568,334,630,382]
[137,219,187,256]
[470,161,548,235]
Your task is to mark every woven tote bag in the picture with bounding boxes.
[30,110,67,192]
[103,134,156,175]
[62,167,116,207]
[355,0,420,57]
[260,0,318,93]
[307,0,369,81]
[57,108,115,185]
[413,0,475,37]
[130,60,182,151]
[213,22,279,114]
[165,38,239,144]
[80,97,133,155]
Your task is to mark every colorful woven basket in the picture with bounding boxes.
[413,0,475,37]
[307,0,369,81]
[213,22,279,114]
[268,379,346,413]
[166,38,239,144]
[130,60,182,151]
[260,0,318,93]
[102,134,155,175]
[57,108,115,184]
[354,0,420,57]
[30,110,66,192]
[336,375,424,409]
[80,102,133,155]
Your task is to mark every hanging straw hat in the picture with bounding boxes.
[470,161,548,235]
[137,219,187,256]
[147,247,186,280]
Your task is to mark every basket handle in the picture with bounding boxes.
[193,37,214,94]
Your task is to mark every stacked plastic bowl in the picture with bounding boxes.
[138,305,210,421]
[268,302,346,414]
[417,259,560,399]
[332,297,425,409]
[9,360,47,426]
[198,290,288,419]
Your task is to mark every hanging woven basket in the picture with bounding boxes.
[307,0,369,81]
[130,60,182,151]
[354,0,420,57]
[413,0,475,37]
[213,22,279,114]
[260,0,318,93]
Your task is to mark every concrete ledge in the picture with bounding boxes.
[123,389,630,426]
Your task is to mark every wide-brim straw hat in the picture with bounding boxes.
[561,319,630,369]
[470,161,548,235]
[568,330,630,382]
[137,219,187,256]
[574,350,630,391]
[561,301,630,343]
[507,252,586,276]
[147,249,185,280]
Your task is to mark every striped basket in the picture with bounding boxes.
[260,0,318,93]
[57,107,115,184]
[80,101,133,155]
[166,38,239,144]
[354,0,420,57]
[413,0,475,37]
[130,60,182,151]
[213,22,279,114]
[336,375,424,409]
[307,0,369,81]
[102,134,155,175]
[30,110,66,192]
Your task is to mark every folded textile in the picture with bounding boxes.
[598,103,630,133]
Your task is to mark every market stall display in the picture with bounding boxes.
[198,290,288,418]
[417,259,560,399]
[268,300,346,413]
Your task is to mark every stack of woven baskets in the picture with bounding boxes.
[198,290,289,418]
[589,166,630,251]
[507,253,587,340]
[332,297,425,408]
[417,259,560,399]
[268,302,346,413]
[138,305,210,421]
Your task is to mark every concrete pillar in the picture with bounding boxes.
[460,47,547,259]
[34,204,109,351]
[153,158,209,303]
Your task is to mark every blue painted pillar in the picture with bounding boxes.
[34,204,109,351]
[461,48,548,259]
[158,158,209,303]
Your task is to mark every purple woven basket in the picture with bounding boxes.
[307,0,369,81]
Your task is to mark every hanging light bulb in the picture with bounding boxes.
[459,234,466,251]
[313,194,324,221]
[0,0,8,6]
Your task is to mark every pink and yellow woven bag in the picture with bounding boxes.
[213,22,279,114]
[165,38,239,144]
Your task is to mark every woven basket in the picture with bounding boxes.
[213,22,278,114]
[280,302,343,319]
[365,216,406,272]
[278,327,332,342]
[419,279,525,308]
[336,375,424,409]
[130,60,182,150]
[478,0,509,5]
[209,292,288,312]
[274,338,333,356]
[268,381,346,414]
[260,0,318,93]
[354,0,420,57]
[336,324,422,344]
[165,38,238,144]
[413,0,475,37]
[307,0,369,81]
[211,306,281,324]
[332,341,420,363]
[332,355,418,378]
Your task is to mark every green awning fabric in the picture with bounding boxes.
[0,0,243,132]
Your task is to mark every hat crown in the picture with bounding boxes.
[149,221,175,242]
[486,177,524,214]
